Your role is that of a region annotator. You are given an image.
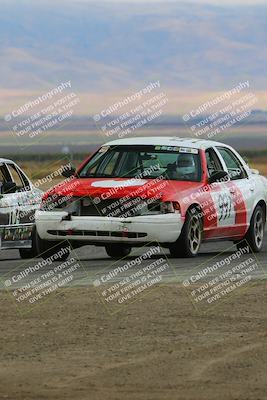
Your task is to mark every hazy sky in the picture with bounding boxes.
[66,0,267,4]
[6,0,266,6]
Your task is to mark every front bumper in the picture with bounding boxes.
[35,210,184,245]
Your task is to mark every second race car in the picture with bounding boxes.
[0,158,42,259]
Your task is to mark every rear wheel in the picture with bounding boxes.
[236,205,265,253]
[169,207,203,258]
[19,248,36,259]
[105,244,132,259]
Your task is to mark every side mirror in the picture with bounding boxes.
[208,170,229,184]
[250,168,259,175]
[1,181,17,194]
[62,166,76,178]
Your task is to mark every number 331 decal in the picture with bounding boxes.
[218,193,232,221]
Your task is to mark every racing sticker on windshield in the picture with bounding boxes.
[154,145,179,151]
[154,145,198,154]
[179,147,199,155]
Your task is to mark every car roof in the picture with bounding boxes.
[104,137,229,150]
[0,158,14,164]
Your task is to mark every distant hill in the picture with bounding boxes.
[1,0,267,93]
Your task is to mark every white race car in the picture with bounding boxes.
[35,137,267,259]
[0,158,42,258]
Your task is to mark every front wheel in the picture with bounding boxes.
[19,226,38,259]
[19,248,37,259]
[169,207,203,258]
[236,205,265,253]
[105,244,132,259]
[36,232,70,261]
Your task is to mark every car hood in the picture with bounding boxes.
[45,177,205,203]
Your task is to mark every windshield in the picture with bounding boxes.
[78,145,202,182]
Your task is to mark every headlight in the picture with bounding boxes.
[146,200,180,214]
[160,201,180,214]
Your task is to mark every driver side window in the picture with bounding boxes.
[216,147,247,180]
[7,164,29,192]
[205,148,223,178]
[0,164,13,194]
[0,164,11,185]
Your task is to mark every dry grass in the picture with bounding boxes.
[250,161,267,176]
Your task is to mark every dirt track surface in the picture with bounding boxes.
[1,283,267,400]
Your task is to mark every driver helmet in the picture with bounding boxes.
[176,154,195,175]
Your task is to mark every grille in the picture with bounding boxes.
[79,197,155,218]
[47,229,147,238]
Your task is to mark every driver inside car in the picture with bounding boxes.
[166,153,197,180]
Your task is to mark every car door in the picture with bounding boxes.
[215,146,253,237]
[0,162,41,249]
[203,147,239,240]
[0,163,13,230]
[0,162,21,248]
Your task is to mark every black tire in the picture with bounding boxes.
[236,205,265,253]
[19,248,36,259]
[169,207,203,258]
[105,244,132,259]
[36,232,70,261]
[19,226,38,259]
